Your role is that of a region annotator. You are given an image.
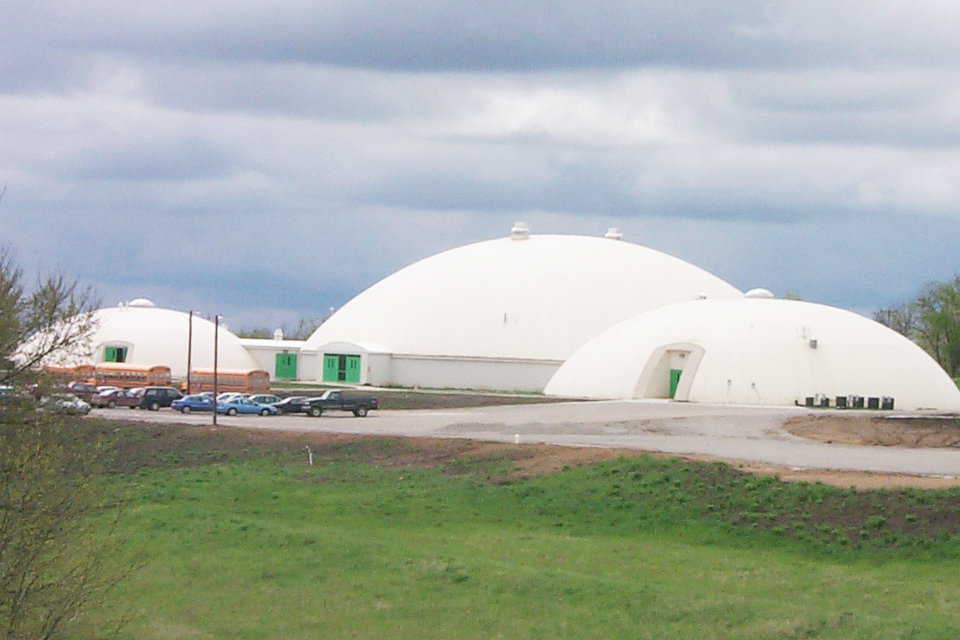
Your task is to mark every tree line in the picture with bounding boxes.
[874,275,960,379]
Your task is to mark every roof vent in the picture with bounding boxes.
[604,227,623,240]
[744,288,775,299]
[273,328,284,341]
[127,298,156,307]
[510,221,530,240]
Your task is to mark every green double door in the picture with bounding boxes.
[275,353,297,379]
[322,354,361,383]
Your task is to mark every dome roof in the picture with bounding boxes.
[307,233,742,361]
[545,298,960,411]
[42,306,257,377]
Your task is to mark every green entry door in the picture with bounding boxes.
[345,355,361,383]
[275,352,297,379]
[322,353,361,383]
[669,369,683,399]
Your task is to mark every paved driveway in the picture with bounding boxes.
[97,400,960,477]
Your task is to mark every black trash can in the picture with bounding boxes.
[867,397,880,410]
[881,397,895,410]
[852,396,864,409]
[835,396,848,409]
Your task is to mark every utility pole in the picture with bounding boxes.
[186,310,193,395]
[212,314,220,427]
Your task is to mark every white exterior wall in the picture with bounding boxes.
[546,299,960,411]
[238,338,313,380]
[388,355,562,392]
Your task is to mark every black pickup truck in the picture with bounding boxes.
[303,390,379,417]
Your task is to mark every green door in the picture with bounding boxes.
[322,353,362,383]
[275,352,297,379]
[669,369,683,399]
[345,355,361,383]
[322,354,339,382]
[104,346,117,362]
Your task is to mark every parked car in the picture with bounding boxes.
[216,397,279,416]
[65,381,98,403]
[96,385,120,394]
[216,392,245,404]
[272,396,308,414]
[41,393,91,415]
[248,394,281,405]
[138,386,183,411]
[171,394,216,413]
[91,388,140,409]
[303,390,379,417]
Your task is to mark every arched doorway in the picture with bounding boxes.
[632,343,705,401]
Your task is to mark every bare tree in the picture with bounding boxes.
[872,303,917,338]
[0,248,134,639]
[0,248,99,386]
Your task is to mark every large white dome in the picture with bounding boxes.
[545,298,960,411]
[41,306,257,377]
[306,233,743,361]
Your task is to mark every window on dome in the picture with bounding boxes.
[104,346,128,363]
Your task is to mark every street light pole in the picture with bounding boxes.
[186,310,193,395]
[213,314,220,427]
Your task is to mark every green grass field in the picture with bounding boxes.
[75,426,960,639]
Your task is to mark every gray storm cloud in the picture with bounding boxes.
[1,0,959,329]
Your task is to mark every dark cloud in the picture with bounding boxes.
[3,0,960,332]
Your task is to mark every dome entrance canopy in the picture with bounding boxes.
[307,234,742,362]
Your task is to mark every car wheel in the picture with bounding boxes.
[181,406,191,414]
[129,405,136,410]
[355,407,368,417]
[149,402,160,411]
[107,400,116,409]
[260,408,270,416]
[227,408,237,416]
[309,406,322,417]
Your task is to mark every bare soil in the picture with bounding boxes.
[785,414,960,448]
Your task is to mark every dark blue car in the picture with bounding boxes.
[170,394,215,414]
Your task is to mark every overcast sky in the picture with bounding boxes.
[3,1,959,330]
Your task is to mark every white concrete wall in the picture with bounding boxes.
[389,355,561,392]
[244,348,278,378]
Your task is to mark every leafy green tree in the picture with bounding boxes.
[912,277,960,378]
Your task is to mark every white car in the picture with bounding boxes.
[40,393,91,415]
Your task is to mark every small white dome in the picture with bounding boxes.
[34,306,257,376]
[744,288,775,299]
[127,298,156,307]
[545,298,960,410]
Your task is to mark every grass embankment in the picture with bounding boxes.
[81,423,960,639]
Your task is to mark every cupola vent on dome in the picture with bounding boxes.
[604,227,623,240]
[127,298,156,307]
[510,221,530,240]
[745,288,775,299]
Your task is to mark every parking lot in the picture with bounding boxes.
[97,399,960,477]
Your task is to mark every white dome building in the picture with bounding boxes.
[305,226,742,391]
[544,297,960,411]
[40,304,257,377]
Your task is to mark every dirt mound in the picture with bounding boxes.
[785,414,960,448]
